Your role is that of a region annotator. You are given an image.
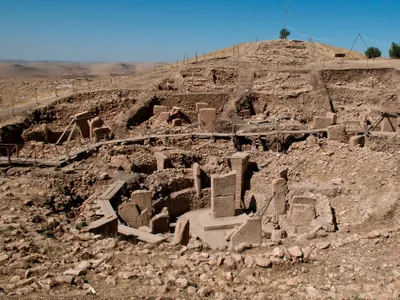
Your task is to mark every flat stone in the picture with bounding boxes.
[229,218,262,249]
[317,242,331,250]
[367,230,380,239]
[172,218,190,246]
[288,246,303,258]
[255,257,272,268]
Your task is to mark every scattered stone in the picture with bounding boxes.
[288,246,303,258]
[255,257,272,268]
[317,242,331,250]
[172,218,190,246]
[175,277,189,288]
[367,230,380,239]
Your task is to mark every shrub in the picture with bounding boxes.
[280,28,290,40]
[389,43,400,59]
[365,47,381,59]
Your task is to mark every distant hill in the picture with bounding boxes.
[0,61,167,78]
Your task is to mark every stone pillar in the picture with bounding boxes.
[154,152,168,170]
[153,105,168,115]
[89,117,104,141]
[360,113,368,132]
[131,190,152,215]
[198,108,216,131]
[193,163,201,196]
[311,116,333,129]
[290,196,316,227]
[272,178,288,218]
[381,102,398,132]
[75,119,90,138]
[211,171,236,218]
[229,152,250,209]
[172,218,190,245]
[195,102,208,112]
[327,125,348,143]
[326,112,338,125]
[42,124,49,143]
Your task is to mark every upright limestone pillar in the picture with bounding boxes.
[229,152,249,209]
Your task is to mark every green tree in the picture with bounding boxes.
[280,28,290,40]
[389,42,400,59]
[365,46,381,59]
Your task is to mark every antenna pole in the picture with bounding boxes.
[285,0,289,33]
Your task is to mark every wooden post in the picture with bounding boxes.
[55,88,58,97]
[35,88,38,104]
[7,147,11,164]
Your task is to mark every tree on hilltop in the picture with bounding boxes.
[280,28,290,40]
[365,46,381,59]
[389,43,400,59]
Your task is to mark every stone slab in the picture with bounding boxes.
[178,209,248,249]
[172,218,190,245]
[118,225,166,244]
[312,117,332,129]
[229,218,262,249]
[87,215,118,237]
[97,199,117,218]
[199,211,249,231]
[99,181,126,202]
[291,204,316,227]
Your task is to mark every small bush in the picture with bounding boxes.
[280,28,290,40]
[365,47,381,59]
[389,42,400,59]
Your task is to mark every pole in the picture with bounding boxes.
[285,0,289,39]
[35,88,38,104]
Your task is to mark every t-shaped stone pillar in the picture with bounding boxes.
[272,178,288,218]
[229,152,249,209]
[193,163,201,196]
[198,108,216,132]
[211,171,236,218]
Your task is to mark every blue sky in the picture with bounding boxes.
[0,0,398,62]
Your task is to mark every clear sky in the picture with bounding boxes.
[0,0,398,62]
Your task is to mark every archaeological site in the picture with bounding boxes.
[0,40,400,299]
